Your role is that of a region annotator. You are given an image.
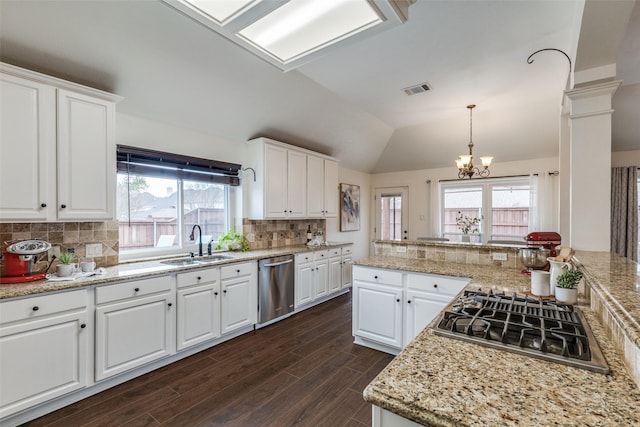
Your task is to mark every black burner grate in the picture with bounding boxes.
[432,290,609,374]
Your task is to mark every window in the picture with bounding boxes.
[441,177,531,243]
[116,146,240,257]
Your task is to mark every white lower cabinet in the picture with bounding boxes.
[341,246,353,289]
[0,289,89,419]
[94,275,175,381]
[328,248,342,294]
[220,261,257,335]
[353,281,403,349]
[313,250,329,299]
[353,266,469,354]
[294,246,352,311]
[176,268,220,351]
[295,253,315,308]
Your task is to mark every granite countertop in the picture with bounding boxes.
[0,242,352,300]
[358,256,640,427]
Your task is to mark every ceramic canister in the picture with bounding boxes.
[530,270,551,296]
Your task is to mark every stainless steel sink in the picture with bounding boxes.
[160,255,233,267]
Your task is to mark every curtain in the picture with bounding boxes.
[529,172,556,232]
[611,167,638,261]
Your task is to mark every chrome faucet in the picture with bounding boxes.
[189,224,203,257]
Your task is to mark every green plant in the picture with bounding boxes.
[58,252,74,264]
[216,230,250,252]
[556,269,583,289]
[456,211,483,235]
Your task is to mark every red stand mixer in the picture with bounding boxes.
[1,240,52,284]
[519,232,562,275]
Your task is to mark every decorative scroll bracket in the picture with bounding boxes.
[527,48,572,76]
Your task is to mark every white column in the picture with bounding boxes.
[565,80,621,251]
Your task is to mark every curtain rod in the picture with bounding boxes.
[438,171,558,183]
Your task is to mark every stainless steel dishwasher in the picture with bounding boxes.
[257,254,295,328]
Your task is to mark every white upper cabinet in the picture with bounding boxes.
[0,62,122,222]
[307,155,338,218]
[0,73,55,221]
[246,137,337,220]
[57,90,116,220]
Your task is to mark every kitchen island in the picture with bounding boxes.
[358,255,640,427]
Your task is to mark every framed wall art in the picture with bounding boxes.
[340,183,360,232]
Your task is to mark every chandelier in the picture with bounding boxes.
[455,104,493,179]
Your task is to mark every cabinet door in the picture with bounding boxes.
[177,282,220,351]
[306,155,325,217]
[341,256,353,289]
[328,256,342,294]
[287,150,306,217]
[323,159,339,217]
[353,281,403,349]
[0,73,55,221]
[57,89,116,220]
[264,144,288,218]
[0,310,88,418]
[314,259,329,299]
[295,262,314,308]
[221,274,257,335]
[95,292,174,381]
[405,290,450,345]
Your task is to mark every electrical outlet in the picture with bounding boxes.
[86,243,102,257]
[396,246,407,253]
[492,252,508,261]
[49,246,60,259]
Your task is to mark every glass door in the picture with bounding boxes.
[375,187,408,241]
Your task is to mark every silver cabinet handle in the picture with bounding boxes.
[263,259,293,267]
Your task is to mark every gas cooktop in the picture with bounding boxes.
[432,290,609,374]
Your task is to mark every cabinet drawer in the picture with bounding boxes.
[176,268,219,288]
[314,250,329,261]
[296,252,313,264]
[406,273,468,297]
[328,248,341,258]
[0,289,87,324]
[341,246,353,256]
[95,275,173,305]
[353,266,403,287]
[220,261,255,280]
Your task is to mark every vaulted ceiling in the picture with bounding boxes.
[1,0,638,173]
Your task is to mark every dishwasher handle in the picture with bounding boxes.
[262,259,294,268]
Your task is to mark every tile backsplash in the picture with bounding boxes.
[243,218,326,250]
[0,221,119,275]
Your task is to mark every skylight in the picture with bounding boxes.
[164,0,413,71]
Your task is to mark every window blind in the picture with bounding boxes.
[117,145,241,186]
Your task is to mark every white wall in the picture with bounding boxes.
[326,168,372,261]
[370,157,560,240]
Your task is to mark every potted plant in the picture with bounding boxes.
[56,251,75,277]
[456,211,482,242]
[216,230,250,252]
[555,269,583,304]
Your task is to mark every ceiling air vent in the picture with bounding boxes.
[403,82,431,96]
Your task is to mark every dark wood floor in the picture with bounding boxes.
[25,292,393,427]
